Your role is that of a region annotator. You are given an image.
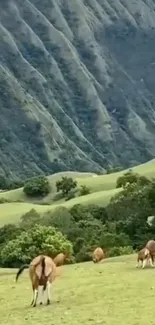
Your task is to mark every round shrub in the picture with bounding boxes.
[0,224,73,267]
[23,175,50,197]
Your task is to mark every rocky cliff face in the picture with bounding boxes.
[1,0,155,179]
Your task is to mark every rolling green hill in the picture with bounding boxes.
[1,0,155,180]
[0,159,155,226]
[0,254,154,325]
[0,188,121,226]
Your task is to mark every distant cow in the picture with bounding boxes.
[136,248,153,268]
[53,253,67,267]
[16,255,57,307]
[145,240,155,257]
[144,239,155,267]
[92,247,104,263]
[138,240,155,269]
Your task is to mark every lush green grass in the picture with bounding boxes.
[1,254,155,325]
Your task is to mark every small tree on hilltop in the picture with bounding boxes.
[116,171,151,189]
[20,209,41,230]
[79,185,90,196]
[0,174,8,190]
[23,175,50,197]
[56,176,77,197]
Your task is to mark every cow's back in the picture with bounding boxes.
[137,248,145,261]
[53,253,65,266]
[29,255,56,282]
[137,248,150,261]
[146,240,155,254]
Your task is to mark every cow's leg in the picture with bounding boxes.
[30,284,35,306]
[39,287,43,305]
[152,255,154,266]
[39,284,47,305]
[31,285,39,307]
[136,259,140,268]
[46,281,51,305]
[38,286,43,305]
[149,257,154,267]
[142,258,147,269]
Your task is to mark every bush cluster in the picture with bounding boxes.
[0,171,154,267]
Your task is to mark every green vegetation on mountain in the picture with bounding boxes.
[1,0,155,180]
[23,175,51,197]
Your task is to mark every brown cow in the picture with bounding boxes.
[53,253,66,267]
[138,240,155,269]
[136,248,152,268]
[145,240,155,257]
[92,247,104,263]
[16,255,56,307]
[143,239,155,268]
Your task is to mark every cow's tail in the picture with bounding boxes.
[16,264,29,282]
[40,255,46,277]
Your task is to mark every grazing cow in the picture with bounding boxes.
[53,253,66,267]
[16,255,56,307]
[92,247,104,263]
[143,239,155,268]
[136,248,153,268]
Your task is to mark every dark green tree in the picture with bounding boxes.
[79,185,90,196]
[23,175,50,197]
[116,171,150,188]
[0,224,21,247]
[0,174,8,190]
[56,176,77,196]
[20,209,41,230]
[0,224,73,267]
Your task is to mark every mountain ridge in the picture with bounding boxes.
[1,0,155,179]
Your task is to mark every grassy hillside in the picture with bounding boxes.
[0,159,155,226]
[1,159,155,202]
[0,188,121,227]
[0,171,96,202]
[1,0,155,179]
[1,254,155,325]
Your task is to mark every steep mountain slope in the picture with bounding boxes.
[1,0,155,179]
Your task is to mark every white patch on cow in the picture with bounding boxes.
[37,286,44,304]
[47,281,51,302]
[142,259,147,269]
[144,248,149,257]
[149,258,154,267]
[33,289,38,306]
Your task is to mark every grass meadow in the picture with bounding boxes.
[1,159,155,225]
[1,254,155,325]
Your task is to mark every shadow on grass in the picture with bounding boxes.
[12,299,61,312]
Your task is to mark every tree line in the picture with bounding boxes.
[1,171,155,267]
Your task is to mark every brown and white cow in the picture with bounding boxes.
[136,247,153,268]
[92,247,104,263]
[144,239,155,267]
[16,255,57,307]
[53,253,67,267]
[138,240,155,269]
